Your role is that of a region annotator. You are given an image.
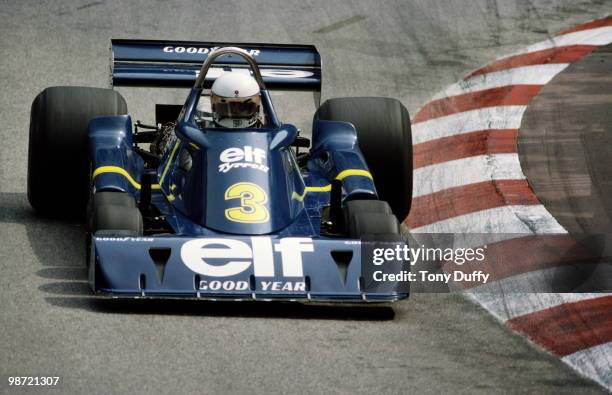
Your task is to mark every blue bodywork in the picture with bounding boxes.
[86,40,408,302]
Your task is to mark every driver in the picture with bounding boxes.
[207,72,263,128]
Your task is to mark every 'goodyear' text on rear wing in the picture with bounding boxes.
[111,39,322,92]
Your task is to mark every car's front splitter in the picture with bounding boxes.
[89,235,409,303]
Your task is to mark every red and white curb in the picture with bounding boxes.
[406,17,612,389]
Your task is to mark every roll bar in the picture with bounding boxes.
[194,47,266,90]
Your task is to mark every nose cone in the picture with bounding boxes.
[177,129,305,235]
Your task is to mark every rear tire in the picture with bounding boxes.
[315,97,413,221]
[28,86,127,218]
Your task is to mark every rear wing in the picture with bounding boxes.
[110,39,322,92]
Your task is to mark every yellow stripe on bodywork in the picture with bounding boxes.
[92,166,161,190]
[159,139,181,185]
[335,169,373,180]
[305,185,333,193]
[292,185,332,202]
[292,169,373,201]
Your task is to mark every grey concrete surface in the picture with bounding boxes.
[1,1,611,393]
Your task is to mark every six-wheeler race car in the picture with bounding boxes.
[27,40,413,302]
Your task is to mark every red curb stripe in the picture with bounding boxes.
[507,296,612,357]
[413,129,518,169]
[413,85,542,123]
[405,179,539,229]
[468,45,596,77]
[444,235,602,289]
[556,16,612,36]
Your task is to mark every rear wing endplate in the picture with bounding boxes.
[111,39,322,92]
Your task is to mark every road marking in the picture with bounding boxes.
[407,179,538,228]
[414,85,543,123]
[556,16,612,35]
[466,292,608,321]
[469,45,596,77]
[412,106,526,144]
[562,343,612,390]
[506,26,612,57]
[414,129,518,169]
[406,17,612,389]
[411,204,566,234]
[507,295,612,356]
[432,63,568,100]
[413,153,526,198]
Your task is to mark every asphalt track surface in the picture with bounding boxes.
[1,1,611,394]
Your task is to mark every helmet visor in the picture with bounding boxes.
[213,97,260,119]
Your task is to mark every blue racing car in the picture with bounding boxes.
[27,40,413,302]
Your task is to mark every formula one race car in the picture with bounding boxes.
[27,40,413,302]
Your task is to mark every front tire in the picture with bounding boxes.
[90,191,143,235]
[315,97,413,221]
[343,200,400,238]
[28,86,127,218]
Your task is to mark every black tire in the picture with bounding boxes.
[93,205,143,235]
[93,191,136,208]
[344,200,400,238]
[28,86,127,218]
[315,97,413,221]
[343,200,392,218]
[348,213,400,238]
[86,192,140,266]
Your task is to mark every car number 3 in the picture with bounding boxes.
[224,182,270,223]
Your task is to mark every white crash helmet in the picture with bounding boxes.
[210,72,261,128]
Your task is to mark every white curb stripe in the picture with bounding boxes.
[465,292,607,322]
[413,154,526,198]
[411,205,566,234]
[507,26,612,57]
[562,343,612,390]
[412,106,526,144]
[431,64,569,100]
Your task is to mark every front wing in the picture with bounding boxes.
[89,235,409,302]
